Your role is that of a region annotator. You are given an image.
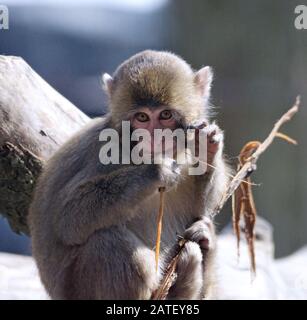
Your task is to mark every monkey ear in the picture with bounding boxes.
[194,66,213,98]
[102,73,113,95]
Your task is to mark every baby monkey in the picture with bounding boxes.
[29,50,230,300]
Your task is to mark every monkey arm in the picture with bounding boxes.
[197,155,231,216]
[54,163,175,246]
[192,123,231,216]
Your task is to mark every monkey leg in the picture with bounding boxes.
[57,226,159,300]
[166,241,204,300]
[183,216,217,299]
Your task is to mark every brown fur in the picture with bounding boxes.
[108,50,209,129]
[28,50,230,300]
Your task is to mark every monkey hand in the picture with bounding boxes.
[168,218,216,299]
[158,158,181,191]
[167,220,215,300]
[194,122,224,169]
[205,122,224,167]
[183,216,216,253]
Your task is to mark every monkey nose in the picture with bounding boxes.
[150,135,156,151]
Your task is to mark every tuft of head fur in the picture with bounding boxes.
[103,50,213,129]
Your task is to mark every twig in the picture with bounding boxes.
[185,149,258,187]
[155,187,166,272]
[212,96,300,218]
[151,238,187,300]
[152,96,300,300]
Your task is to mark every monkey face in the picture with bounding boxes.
[131,107,178,131]
[130,106,183,158]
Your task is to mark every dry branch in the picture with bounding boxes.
[213,96,300,216]
[155,187,166,272]
[153,97,300,299]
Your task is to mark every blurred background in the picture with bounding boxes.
[0,0,306,258]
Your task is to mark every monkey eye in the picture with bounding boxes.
[160,110,173,120]
[135,112,149,122]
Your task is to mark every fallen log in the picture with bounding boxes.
[0,55,90,234]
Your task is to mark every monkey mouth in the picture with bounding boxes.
[100,122,209,175]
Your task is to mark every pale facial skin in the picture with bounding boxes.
[130,106,219,167]
[131,106,179,157]
[131,106,178,131]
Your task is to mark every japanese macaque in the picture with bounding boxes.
[28,50,230,300]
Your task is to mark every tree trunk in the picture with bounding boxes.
[0,55,90,234]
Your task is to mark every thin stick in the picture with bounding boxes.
[152,96,300,300]
[155,187,166,272]
[275,132,297,145]
[151,238,187,300]
[212,96,300,217]
[185,150,258,187]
